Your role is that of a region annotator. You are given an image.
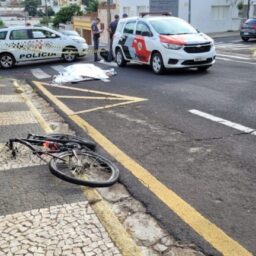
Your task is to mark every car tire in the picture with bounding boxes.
[241,37,249,42]
[116,48,127,67]
[0,53,15,69]
[197,65,211,72]
[62,47,78,62]
[151,52,165,74]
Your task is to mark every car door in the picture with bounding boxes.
[119,21,136,60]
[8,28,35,62]
[133,21,153,63]
[31,28,63,59]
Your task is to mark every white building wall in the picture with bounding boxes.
[119,0,149,17]
[179,0,255,33]
[117,0,255,33]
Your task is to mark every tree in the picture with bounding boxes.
[86,0,98,13]
[37,6,55,17]
[53,4,83,27]
[0,20,4,28]
[24,0,41,16]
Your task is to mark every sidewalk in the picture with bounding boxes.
[207,30,239,38]
[0,78,207,256]
[0,78,140,256]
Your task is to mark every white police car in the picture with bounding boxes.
[0,26,88,68]
[113,13,216,74]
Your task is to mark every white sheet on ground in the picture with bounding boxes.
[53,64,117,84]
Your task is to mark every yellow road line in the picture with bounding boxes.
[43,82,146,101]
[34,81,253,256]
[72,101,144,115]
[56,96,127,100]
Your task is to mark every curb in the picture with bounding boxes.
[208,31,239,39]
[13,79,144,256]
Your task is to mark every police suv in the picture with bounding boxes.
[0,26,88,68]
[113,13,216,74]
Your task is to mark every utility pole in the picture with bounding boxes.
[188,0,191,23]
[247,0,250,19]
[45,0,49,27]
[107,0,111,44]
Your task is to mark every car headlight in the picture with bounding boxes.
[72,38,86,44]
[161,42,183,50]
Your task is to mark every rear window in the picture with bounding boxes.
[123,21,136,34]
[0,31,7,40]
[10,29,30,40]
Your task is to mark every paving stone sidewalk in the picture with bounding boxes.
[0,79,121,256]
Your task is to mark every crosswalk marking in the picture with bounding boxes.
[31,68,51,79]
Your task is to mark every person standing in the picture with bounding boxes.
[91,17,103,62]
[107,14,119,62]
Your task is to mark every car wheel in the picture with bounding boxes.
[151,52,165,74]
[197,65,211,72]
[241,37,249,42]
[62,47,78,62]
[116,48,127,67]
[0,53,15,69]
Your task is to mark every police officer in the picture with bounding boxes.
[91,17,103,62]
[107,14,119,62]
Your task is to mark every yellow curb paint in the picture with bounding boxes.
[13,80,52,133]
[34,81,253,256]
[56,96,127,100]
[83,187,144,256]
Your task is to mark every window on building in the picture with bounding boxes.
[123,6,131,17]
[137,5,149,16]
[123,21,136,34]
[211,5,230,20]
[253,4,256,17]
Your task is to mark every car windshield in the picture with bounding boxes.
[149,18,198,35]
[63,31,79,36]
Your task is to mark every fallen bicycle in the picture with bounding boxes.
[5,133,119,187]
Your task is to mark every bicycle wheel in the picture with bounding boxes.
[30,133,96,151]
[49,151,119,187]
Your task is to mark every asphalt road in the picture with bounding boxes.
[1,36,256,256]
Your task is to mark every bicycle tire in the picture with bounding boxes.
[30,133,96,151]
[49,151,119,187]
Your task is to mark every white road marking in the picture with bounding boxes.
[189,109,256,135]
[217,57,231,61]
[51,65,65,73]
[217,53,251,60]
[31,68,51,79]
[216,57,256,65]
